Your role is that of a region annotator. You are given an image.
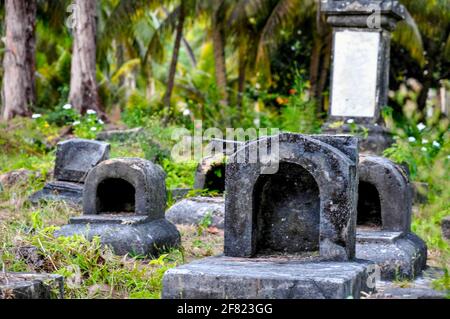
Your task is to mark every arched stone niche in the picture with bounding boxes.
[358,155,412,233]
[83,158,166,219]
[224,133,359,261]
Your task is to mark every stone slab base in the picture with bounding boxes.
[162,256,374,299]
[55,217,180,257]
[322,123,393,155]
[370,267,448,299]
[0,273,64,299]
[356,231,427,280]
[166,197,224,229]
[29,181,83,207]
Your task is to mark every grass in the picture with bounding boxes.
[0,117,448,298]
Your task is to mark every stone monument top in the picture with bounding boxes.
[322,0,405,30]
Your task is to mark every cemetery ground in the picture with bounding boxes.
[0,117,449,299]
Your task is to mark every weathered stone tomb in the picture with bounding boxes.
[355,155,427,279]
[167,139,243,229]
[56,158,180,257]
[163,134,375,299]
[30,138,110,206]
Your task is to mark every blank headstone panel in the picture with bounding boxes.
[225,133,359,261]
[358,155,412,233]
[54,139,110,183]
[83,158,166,219]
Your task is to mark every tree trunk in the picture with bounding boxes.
[237,44,247,114]
[163,4,186,124]
[1,0,36,121]
[69,0,102,115]
[212,25,228,106]
[317,34,332,116]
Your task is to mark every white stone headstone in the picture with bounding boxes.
[330,30,380,118]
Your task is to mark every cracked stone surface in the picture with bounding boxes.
[356,231,427,280]
[0,273,64,299]
[162,256,374,299]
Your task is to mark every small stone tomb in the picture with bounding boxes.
[56,158,180,257]
[163,134,375,299]
[30,139,110,206]
[356,155,427,279]
[167,139,242,229]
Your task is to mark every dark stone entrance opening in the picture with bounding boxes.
[96,178,135,213]
[204,164,225,193]
[253,162,320,255]
[357,181,382,229]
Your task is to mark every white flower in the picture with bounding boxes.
[255,83,261,90]
[86,109,97,115]
[32,114,42,119]
[422,139,429,144]
[432,141,441,148]
[447,155,450,160]
[421,147,427,152]
[417,123,426,131]
[183,109,191,117]
[63,104,72,110]
[98,119,104,125]
[346,119,355,124]
[90,127,97,131]
[408,137,416,143]
[72,121,81,126]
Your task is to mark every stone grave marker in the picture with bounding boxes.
[55,158,180,257]
[321,0,405,154]
[30,139,110,206]
[162,134,376,299]
[356,155,427,279]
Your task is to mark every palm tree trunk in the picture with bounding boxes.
[163,4,186,124]
[69,0,102,115]
[237,44,247,114]
[212,25,228,106]
[2,0,36,121]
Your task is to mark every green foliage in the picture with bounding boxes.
[161,158,197,190]
[1,214,182,299]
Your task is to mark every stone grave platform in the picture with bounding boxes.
[0,273,64,299]
[163,256,374,299]
[356,230,427,280]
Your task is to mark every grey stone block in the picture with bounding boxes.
[358,155,412,232]
[166,197,225,229]
[56,217,180,257]
[54,139,110,183]
[321,0,405,30]
[356,231,427,280]
[162,256,374,299]
[0,273,64,299]
[372,267,448,299]
[225,133,359,261]
[29,181,83,206]
[442,216,450,240]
